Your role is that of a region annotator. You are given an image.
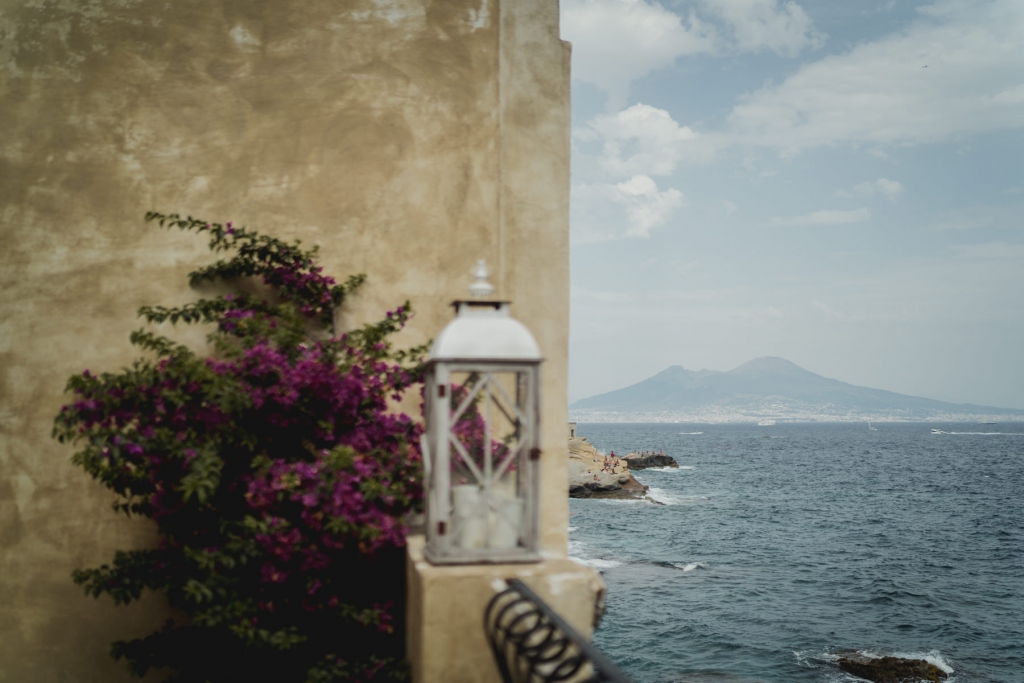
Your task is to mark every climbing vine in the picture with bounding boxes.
[53,213,427,682]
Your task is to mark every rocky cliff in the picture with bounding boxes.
[568,438,648,499]
[622,451,678,469]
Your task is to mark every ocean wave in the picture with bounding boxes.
[580,557,623,569]
[568,536,625,570]
[646,487,710,505]
[568,544,623,570]
[576,423,1017,681]
[643,465,695,472]
[567,526,578,532]
[673,561,708,572]
[890,650,954,675]
[646,487,683,505]
[589,497,654,505]
[679,431,704,435]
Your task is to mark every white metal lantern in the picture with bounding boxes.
[422,261,542,564]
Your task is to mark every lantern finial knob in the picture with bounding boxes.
[468,259,495,298]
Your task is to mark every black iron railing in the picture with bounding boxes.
[484,578,634,683]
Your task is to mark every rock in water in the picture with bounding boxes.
[622,451,678,469]
[567,438,647,499]
[834,652,947,683]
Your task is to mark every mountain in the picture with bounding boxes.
[570,357,1024,422]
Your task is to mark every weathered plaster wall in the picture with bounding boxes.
[0,0,571,679]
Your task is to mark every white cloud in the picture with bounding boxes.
[572,175,685,244]
[698,0,825,56]
[575,103,702,177]
[571,105,691,243]
[772,208,872,226]
[835,178,905,201]
[561,0,823,108]
[561,0,716,108]
[875,178,904,201]
[722,0,1024,154]
[724,200,739,216]
[615,175,686,236]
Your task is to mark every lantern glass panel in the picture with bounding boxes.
[446,369,531,551]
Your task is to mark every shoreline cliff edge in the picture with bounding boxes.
[568,437,650,500]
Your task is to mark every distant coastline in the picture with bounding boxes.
[571,357,1024,424]
[570,410,1024,424]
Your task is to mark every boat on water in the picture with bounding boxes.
[931,428,945,434]
[758,419,776,427]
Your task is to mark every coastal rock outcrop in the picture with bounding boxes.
[834,652,947,683]
[568,438,648,499]
[622,451,678,469]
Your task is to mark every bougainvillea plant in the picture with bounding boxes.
[53,213,428,682]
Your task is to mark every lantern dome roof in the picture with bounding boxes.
[428,301,542,362]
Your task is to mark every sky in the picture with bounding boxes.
[561,0,1024,409]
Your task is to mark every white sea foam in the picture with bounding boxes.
[793,649,824,668]
[645,487,710,505]
[582,558,623,569]
[568,540,623,570]
[645,487,681,505]
[647,488,706,504]
[568,535,625,570]
[644,465,694,472]
[679,431,704,435]
[945,431,1022,436]
[567,526,578,532]
[891,650,954,675]
[852,649,954,676]
[673,561,708,572]
[592,497,653,505]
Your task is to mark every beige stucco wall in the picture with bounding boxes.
[0,0,575,679]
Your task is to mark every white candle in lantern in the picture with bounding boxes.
[490,496,523,549]
[452,484,487,549]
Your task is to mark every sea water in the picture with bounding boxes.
[569,422,1024,683]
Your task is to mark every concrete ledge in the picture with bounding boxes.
[406,536,605,683]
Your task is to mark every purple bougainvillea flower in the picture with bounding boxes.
[56,213,423,682]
